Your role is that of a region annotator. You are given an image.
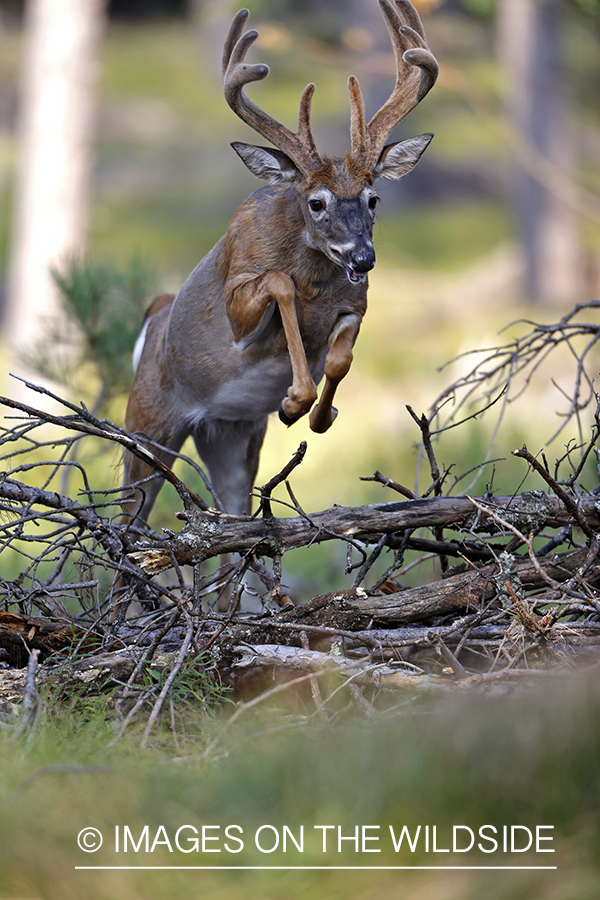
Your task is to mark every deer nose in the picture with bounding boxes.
[351,246,375,274]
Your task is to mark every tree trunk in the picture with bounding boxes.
[497,0,583,305]
[6,0,106,400]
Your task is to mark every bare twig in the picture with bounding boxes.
[512,444,595,539]
[257,442,307,521]
[140,612,196,750]
[360,471,417,500]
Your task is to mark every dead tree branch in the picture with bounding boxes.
[129,492,600,574]
[1,303,599,744]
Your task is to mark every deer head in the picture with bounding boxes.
[222,0,438,285]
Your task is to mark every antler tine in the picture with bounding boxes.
[297,83,320,160]
[221,8,251,82]
[222,9,322,175]
[348,75,367,161]
[354,0,438,171]
[394,0,427,41]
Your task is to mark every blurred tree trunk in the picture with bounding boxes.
[497,0,583,305]
[6,0,106,398]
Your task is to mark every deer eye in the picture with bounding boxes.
[368,195,379,211]
[309,198,325,213]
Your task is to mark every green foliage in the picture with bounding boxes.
[142,654,230,722]
[27,257,154,412]
[569,0,600,18]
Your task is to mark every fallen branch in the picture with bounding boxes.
[1,342,600,742]
[130,492,600,573]
[230,643,448,693]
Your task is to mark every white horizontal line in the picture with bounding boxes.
[75,866,558,871]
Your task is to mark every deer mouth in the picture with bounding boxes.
[347,267,368,284]
[330,247,375,284]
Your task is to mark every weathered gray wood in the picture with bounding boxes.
[231,643,449,692]
[130,492,600,573]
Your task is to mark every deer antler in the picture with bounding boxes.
[222,9,322,176]
[349,0,439,171]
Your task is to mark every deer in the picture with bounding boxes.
[123,0,438,539]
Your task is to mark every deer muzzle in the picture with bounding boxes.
[334,244,376,284]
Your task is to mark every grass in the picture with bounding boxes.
[0,672,599,899]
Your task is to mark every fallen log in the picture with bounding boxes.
[229,643,449,695]
[226,641,590,699]
[208,617,600,656]
[340,547,594,623]
[210,548,592,632]
[129,492,600,573]
[0,612,101,667]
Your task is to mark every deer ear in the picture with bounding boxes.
[231,142,300,184]
[373,133,434,181]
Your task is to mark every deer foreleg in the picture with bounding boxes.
[229,270,317,424]
[275,275,318,424]
[309,313,362,434]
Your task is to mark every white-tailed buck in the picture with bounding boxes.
[124,0,438,521]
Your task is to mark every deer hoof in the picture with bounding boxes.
[309,405,338,434]
[279,405,298,426]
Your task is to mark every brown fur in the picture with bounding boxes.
[305,155,373,196]
[142,292,175,322]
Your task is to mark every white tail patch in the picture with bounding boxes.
[132,318,150,373]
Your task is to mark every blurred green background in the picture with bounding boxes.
[0,3,599,896]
